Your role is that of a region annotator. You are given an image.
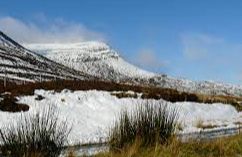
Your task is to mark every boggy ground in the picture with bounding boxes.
[1,80,242,112]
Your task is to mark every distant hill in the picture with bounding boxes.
[25,42,242,97]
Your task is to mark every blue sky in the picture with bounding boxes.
[1,0,242,84]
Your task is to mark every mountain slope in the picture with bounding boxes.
[25,42,242,97]
[0,31,89,83]
[25,42,155,81]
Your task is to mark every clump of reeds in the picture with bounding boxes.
[109,101,179,150]
[0,105,71,157]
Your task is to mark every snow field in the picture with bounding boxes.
[0,89,236,145]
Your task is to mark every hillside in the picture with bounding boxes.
[0,31,90,84]
[25,42,155,81]
[25,42,242,97]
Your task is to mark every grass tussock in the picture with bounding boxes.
[0,105,71,157]
[109,102,179,151]
[96,134,242,157]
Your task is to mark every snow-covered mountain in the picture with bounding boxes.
[25,42,242,97]
[0,31,89,83]
[25,42,155,81]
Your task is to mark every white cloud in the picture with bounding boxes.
[180,32,242,84]
[181,33,224,60]
[181,33,242,63]
[136,48,169,69]
[0,16,106,44]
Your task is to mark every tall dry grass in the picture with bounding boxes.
[109,102,179,151]
[97,134,242,157]
[0,105,71,157]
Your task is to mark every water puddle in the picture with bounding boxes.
[61,144,109,156]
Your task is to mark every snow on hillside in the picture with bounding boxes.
[149,75,242,97]
[0,89,238,145]
[25,42,242,97]
[0,31,88,83]
[24,42,155,81]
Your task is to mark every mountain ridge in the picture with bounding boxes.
[25,42,242,97]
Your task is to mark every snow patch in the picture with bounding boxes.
[7,89,240,145]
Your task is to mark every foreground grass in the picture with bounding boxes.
[0,106,71,157]
[95,134,242,157]
[95,101,242,157]
[109,102,178,150]
[96,101,242,157]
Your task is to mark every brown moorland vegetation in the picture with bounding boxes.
[0,94,29,112]
[0,79,242,111]
[95,134,242,157]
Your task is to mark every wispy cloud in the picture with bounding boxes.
[180,32,242,84]
[136,48,169,70]
[181,32,242,62]
[181,33,224,60]
[0,16,106,44]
